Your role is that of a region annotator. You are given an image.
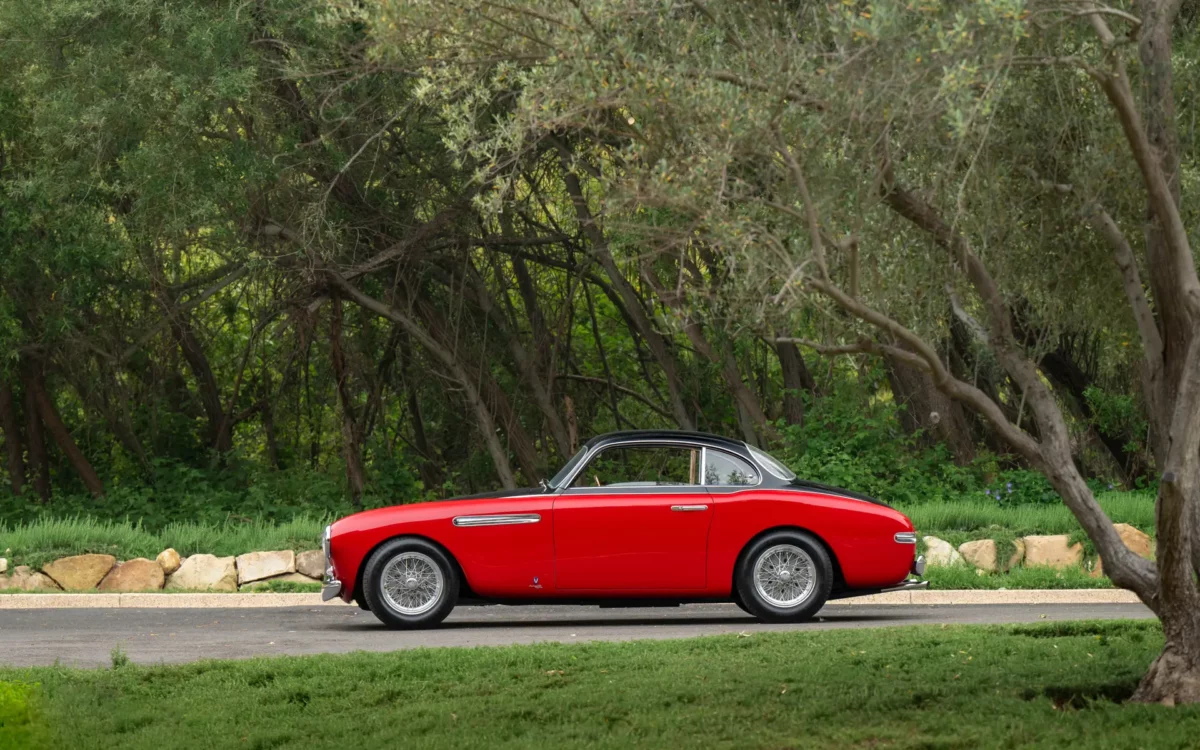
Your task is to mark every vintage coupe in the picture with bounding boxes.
[322,430,927,628]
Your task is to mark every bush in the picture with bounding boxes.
[773,379,985,504]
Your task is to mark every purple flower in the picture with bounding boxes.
[984,489,991,496]
[1107,483,1114,490]
[1006,482,1013,490]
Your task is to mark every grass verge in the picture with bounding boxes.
[1,621,1193,749]
[899,491,1154,536]
[0,516,326,570]
[923,565,1112,589]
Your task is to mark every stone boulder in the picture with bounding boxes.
[1114,523,1154,558]
[296,549,326,580]
[42,553,117,590]
[8,565,62,591]
[1091,524,1155,578]
[235,550,296,585]
[0,557,6,575]
[1021,535,1083,569]
[156,548,182,575]
[165,554,237,592]
[98,558,165,592]
[923,536,963,567]
[958,539,1025,573]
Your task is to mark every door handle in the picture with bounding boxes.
[671,505,709,512]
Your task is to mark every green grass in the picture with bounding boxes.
[0,516,326,570]
[899,492,1155,536]
[924,565,1113,589]
[238,580,323,593]
[2,621,1195,749]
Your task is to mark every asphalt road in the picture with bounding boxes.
[0,602,1154,668]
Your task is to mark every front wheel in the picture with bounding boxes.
[735,531,832,623]
[362,538,459,629]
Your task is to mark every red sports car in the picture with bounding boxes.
[322,430,927,628]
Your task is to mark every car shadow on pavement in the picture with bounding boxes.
[317,612,922,631]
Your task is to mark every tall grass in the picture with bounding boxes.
[0,516,327,570]
[898,491,1155,535]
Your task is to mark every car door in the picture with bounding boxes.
[552,442,712,591]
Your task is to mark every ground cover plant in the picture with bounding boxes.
[1,621,1194,749]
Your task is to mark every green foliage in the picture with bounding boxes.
[109,646,130,670]
[0,681,48,750]
[922,565,1115,590]
[773,378,984,505]
[981,470,1062,506]
[902,492,1155,536]
[0,515,327,571]
[3,622,1191,749]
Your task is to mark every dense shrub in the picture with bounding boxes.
[772,382,986,505]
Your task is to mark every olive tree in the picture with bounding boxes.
[362,0,1200,701]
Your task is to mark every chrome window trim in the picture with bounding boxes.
[452,513,542,527]
[559,439,711,490]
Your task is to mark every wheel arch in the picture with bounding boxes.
[732,525,846,595]
[352,533,474,605]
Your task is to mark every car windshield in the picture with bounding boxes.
[748,445,796,481]
[547,446,590,489]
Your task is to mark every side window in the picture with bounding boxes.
[704,450,758,486]
[571,445,701,488]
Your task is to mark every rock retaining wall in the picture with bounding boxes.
[921,524,1154,576]
[0,549,325,592]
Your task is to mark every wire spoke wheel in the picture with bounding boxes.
[752,543,816,608]
[380,551,444,616]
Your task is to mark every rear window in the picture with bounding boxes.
[748,446,796,481]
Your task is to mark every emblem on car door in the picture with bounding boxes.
[529,576,542,589]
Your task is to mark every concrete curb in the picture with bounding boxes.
[0,588,1142,609]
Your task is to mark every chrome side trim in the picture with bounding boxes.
[894,532,918,544]
[452,513,541,527]
[670,504,709,512]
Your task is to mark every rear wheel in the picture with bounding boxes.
[735,531,831,623]
[362,538,459,629]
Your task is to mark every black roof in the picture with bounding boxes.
[583,430,749,451]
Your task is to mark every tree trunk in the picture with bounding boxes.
[465,262,572,457]
[329,273,520,489]
[25,362,104,496]
[21,361,50,501]
[0,379,25,495]
[330,294,366,511]
[775,341,814,427]
[884,343,977,465]
[558,155,695,429]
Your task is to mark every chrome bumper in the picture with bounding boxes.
[911,554,926,577]
[321,580,343,601]
[320,524,341,601]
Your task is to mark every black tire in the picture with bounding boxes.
[361,538,459,629]
[735,530,832,623]
[731,590,753,616]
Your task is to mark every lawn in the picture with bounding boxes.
[0,516,326,570]
[1,621,1196,749]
